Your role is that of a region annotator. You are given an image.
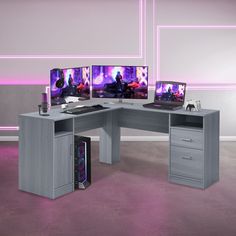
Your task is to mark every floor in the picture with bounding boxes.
[0,141,236,236]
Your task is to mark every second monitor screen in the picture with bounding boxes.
[92,65,148,99]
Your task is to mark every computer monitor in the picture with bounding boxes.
[154,81,186,106]
[92,65,148,99]
[50,66,90,106]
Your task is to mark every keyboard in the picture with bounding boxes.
[143,103,182,110]
[63,105,107,115]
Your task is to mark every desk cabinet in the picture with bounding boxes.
[169,112,219,189]
[54,133,73,192]
[19,116,74,199]
[170,127,204,187]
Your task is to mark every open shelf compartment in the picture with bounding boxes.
[54,119,73,136]
[170,114,203,129]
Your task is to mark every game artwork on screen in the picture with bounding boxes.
[155,82,185,103]
[92,66,148,99]
[50,67,90,106]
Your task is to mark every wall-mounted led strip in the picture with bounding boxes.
[0,126,19,131]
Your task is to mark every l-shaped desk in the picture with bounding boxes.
[19,103,219,199]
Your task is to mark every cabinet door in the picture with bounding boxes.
[54,134,73,189]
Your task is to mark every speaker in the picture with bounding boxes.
[41,92,48,112]
[38,92,49,116]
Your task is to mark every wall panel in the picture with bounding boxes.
[0,0,140,56]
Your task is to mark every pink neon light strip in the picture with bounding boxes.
[139,0,143,57]
[149,84,236,91]
[156,25,236,90]
[188,84,236,90]
[158,25,236,29]
[0,55,143,59]
[0,126,19,131]
[152,0,156,85]
[0,79,48,85]
[142,0,146,63]
[0,0,144,60]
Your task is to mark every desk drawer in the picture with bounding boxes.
[74,112,105,133]
[171,127,203,150]
[170,146,203,180]
[119,109,169,133]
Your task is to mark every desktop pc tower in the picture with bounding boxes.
[74,135,91,189]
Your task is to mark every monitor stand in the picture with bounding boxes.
[104,99,133,105]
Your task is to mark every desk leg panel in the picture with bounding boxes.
[18,116,54,198]
[99,111,120,164]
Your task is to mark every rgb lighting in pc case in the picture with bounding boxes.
[74,136,91,190]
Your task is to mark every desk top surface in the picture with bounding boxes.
[19,102,219,121]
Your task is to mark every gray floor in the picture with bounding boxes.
[0,141,236,236]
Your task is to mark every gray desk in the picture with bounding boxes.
[19,103,219,199]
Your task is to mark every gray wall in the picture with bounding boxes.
[0,0,236,138]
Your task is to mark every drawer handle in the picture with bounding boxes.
[182,156,193,160]
[70,144,73,157]
[181,138,193,142]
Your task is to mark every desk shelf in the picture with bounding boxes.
[170,114,203,129]
[55,119,73,134]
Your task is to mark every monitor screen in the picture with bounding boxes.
[50,66,90,106]
[155,81,186,105]
[92,65,148,99]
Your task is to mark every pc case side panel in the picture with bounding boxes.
[74,136,91,189]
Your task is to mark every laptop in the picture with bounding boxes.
[143,81,186,110]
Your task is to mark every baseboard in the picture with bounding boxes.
[220,136,236,142]
[1,136,236,142]
[89,136,169,142]
[120,136,169,141]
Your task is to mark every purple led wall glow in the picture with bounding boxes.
[0,55,143,60]
[187,83,236,90]
[152,0,156,86]
[149,83,236,91]
[0,77,49,85]
[142,0,146,64]
[156,25,236,90]
[0,126,19,131]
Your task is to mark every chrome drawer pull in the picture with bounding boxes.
[70,144,73,157]
[182,156,193,160]
[181,138,193,142]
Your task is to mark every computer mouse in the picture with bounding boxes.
[92,104,103,109]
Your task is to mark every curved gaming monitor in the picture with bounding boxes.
[50,66,90,106]
[92,65,148,99]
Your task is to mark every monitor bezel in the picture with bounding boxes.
[91,65,149,100]
[154,81,186,106]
